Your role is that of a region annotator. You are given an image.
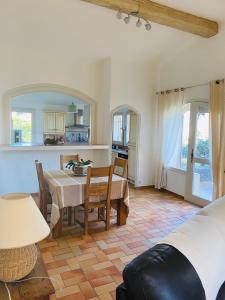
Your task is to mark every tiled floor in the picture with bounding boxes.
[39,187,200,300]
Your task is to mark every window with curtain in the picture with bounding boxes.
[154,90,184,189]
[169,104,190,170]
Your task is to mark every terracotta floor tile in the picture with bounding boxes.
[46,260,67,270]
[57,292,85,300]
[55,285,80,298]
[111,274,123,285]
[40,187,199,300]
[48,266,71,276]
[79,257,99,269]
[42,252,55,263]
[77,253,96,262]
[66,257,80,270]
[107,251,126,260]
[95,282,117,296]
[61,269,85,282]
[93,261,113,271]
[50,274,65,291]
[99,293,113,300]
[91,275,114,288]
[79,281,97,298]
[103,246,121,255]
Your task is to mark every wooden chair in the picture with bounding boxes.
[35,160,52,221]
[60,154,80,224]
[114,157,128,178]
[83,165,113,235]
[60,154,80,170]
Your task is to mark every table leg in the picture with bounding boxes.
[52,209,63,238]
[116,199,128,226]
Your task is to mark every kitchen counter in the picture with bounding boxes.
[112,149,128,156]
[0,144,109,152]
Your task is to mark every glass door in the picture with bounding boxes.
[185,102,213,206]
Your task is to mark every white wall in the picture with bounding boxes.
[110,59,155,186]
[158,27,225,91]
[0,55,156,193]
[0,149,109,194]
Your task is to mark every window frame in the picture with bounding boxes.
[112,113,123,145]
[112,111,130,146]
[11,107,35,145]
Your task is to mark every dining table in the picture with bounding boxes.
[44,170,129,237]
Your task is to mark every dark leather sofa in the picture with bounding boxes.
[116,243,225,300]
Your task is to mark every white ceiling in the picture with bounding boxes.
[1,0,225,62]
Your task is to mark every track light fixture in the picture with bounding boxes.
[116,10,123,20]
[116,7,152,31]
[124,14,131,24]
[145,22,152,31]
[136,18,142,28]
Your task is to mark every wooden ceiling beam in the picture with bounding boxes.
[81,0,218,38]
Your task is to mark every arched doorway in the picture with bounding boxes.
[3,83,97,145]
[111,105,140,186]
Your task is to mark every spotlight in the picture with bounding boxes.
[145,22,151,31]
[136,18,142,28]
[116,11,122,20]
[124,15,130,24]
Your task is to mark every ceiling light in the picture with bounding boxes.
[124,15,130,24]
[116,11,123,20]
[145,22,152,31]
[116,8,152,32]
[136,18,142,28]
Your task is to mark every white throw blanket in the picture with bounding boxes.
[160,196,225,300]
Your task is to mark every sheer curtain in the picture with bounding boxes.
[210,81,225,198]
[154,90,184,189]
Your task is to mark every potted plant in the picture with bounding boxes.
[66,158,93,176]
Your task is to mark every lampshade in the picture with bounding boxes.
[0,193,50,249]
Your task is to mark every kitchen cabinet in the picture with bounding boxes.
[55,113,65,132]
[128,145,136,183]
[128,112,137,146]
[44,112,65,134]
[128,112,137,183]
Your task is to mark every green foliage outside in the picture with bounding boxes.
[181,139,210,180]
[12,112,32,143]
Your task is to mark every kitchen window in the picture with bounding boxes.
[112,112,130,146]
[113,114,123,144]
[11,110,33,144]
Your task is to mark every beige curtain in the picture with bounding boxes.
[154,90,184,189]
[210,81,225,199]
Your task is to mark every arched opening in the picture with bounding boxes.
[111,105,140,187]
[3,84,96,145]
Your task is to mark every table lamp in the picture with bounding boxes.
[0,193,50,282]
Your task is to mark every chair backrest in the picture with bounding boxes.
[35,160,47,193]
[85,166,114,207]
[60,154,80,170]
[114,157,128,178]
[35,160,49,218]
